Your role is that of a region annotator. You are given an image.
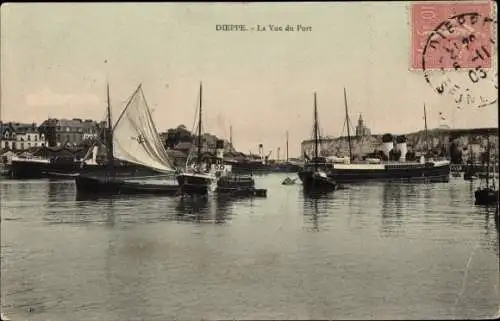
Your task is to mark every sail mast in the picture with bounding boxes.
[314,92,319,170]
[344,87,353,161]
[106,82,114,170]
[197,82,203,164]
[286,130,289,162]
[486,135,490,188]
[424,103,429,157]
[229,125,233,152]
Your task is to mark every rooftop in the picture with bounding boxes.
[0,122,38,134]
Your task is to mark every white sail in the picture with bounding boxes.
[112,84,175,173]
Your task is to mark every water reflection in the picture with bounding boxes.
[48,180,74,203]
[301,190,332,231]
[478,204,500,256]
[175,196,210,222]
[380,183,405,237]
[174,194,249,224]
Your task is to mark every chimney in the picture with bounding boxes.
[381,133,394,159]
[396,135,407,162]
[215,139,224,160]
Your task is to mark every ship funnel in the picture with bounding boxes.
[396,135,407,162]
[215,139,224,160]
[381,133,394,159]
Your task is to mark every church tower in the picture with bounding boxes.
[355,114,371,137]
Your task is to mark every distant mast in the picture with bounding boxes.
[197,82,203,164]
[486,135,490,188]
[424,103,429,157]
[229,125,233,152]
[344,87,353,161]
[313,92,319,170]
[286,130,289,162]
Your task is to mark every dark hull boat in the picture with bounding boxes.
[474,188,499,206]
[299,168,337,191]
[474,136,497,206]
[215,174,267,197]
[8,157,150,179]
[298,92,337,192]
[176,172,215,195]
[328,161,450,184]
[176,82,232,196]
[75,174,179,197]
[8,158,81,179]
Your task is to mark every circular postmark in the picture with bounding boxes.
[422,12,497,109]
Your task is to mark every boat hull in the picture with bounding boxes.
[215,174,266,197]
[9,159,157,179]
[75,174,122,195]
[474,188,499,206]
[176,173,215,195]
[75,174,179,197]
[328,163,450,183]
[298,170,337,191]
[9,159,65,179]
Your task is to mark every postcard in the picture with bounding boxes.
[1,2,498,321]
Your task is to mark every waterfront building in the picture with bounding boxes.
[38,118,100,147]
[0,121,46,150]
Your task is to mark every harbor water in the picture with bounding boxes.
[1,173,498,320]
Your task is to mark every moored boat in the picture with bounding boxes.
[298,92,337,192]
[215,173,267,197]
[475,137,498,206]
[75,83,180,196]
[327,92,450,183]
[176,82,231,195]
[281,177,296,185]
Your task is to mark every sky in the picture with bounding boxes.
[1,2,498,158]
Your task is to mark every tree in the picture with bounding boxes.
[164,125,193,149]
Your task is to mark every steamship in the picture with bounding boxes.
[324,90,450,184]
[328,134,450,183]
[176,82,232,194]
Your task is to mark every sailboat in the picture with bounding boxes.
[463,150,477,180]
[176,82,231,195]
[297,92,337,191]
[275,131,301,173]
[75,83,179,196]
[326,90,450,183]
[474,136,499,205]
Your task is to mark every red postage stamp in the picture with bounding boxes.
[410,1,494,71]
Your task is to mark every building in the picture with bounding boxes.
[355,114,371,138]
[38,118,100,147]
[0,121,46,150]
